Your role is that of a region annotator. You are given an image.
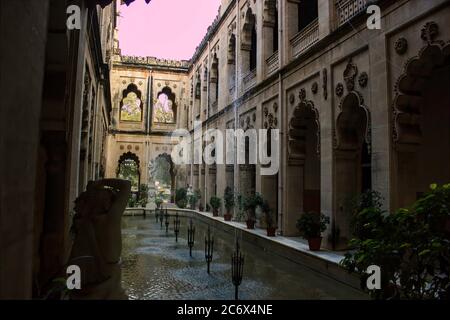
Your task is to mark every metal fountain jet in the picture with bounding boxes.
[231,239,244,300]
[205,226,214,274]
[187,219,195,257]
[159,208,164,228]
[173,212,180,242]
[164,208,170,233]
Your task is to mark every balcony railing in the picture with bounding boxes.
[290,18,319,58]
[210,101,218,115]
[242,69,257,90]
[266,51,279,76]
[336,0,368,27]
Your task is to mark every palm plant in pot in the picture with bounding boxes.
[261,200,276,236]
[154,195,163,210]
[223,187,234,221]
[210,196,222,217]
[296,212,330,251]
[243,193,263,229]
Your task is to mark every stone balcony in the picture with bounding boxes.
[266,51,279,76]
[336,0,368,27]
[290,18,319,59]
[242,69,257,91]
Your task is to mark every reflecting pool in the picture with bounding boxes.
[121,215,367,300]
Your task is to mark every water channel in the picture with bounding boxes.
[121,214,367,300]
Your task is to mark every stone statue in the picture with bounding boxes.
[68,179,131,300]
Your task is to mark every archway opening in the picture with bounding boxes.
[117,152,141,200]
[394,44,450,207]
[334,92,370,249]
[150,153,175,203]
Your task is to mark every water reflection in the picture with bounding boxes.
[121,216,367,300]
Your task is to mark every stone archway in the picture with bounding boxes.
[334,91,371,249]
[285,90,320,235]
[149,153,176,202]
[117,151,141,196]
[393,23,450,209]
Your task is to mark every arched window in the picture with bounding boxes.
[241,8,257,74]
[117,152,141,193]
[120,84,143,122]
[154,86,176,124]
[250,25,257,71]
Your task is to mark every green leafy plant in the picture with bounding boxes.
[210,196,222,210]
[139,184,149,206]
[243,193,263,221]
[261,200,275,228]
[224,187,235,213]
[188,189,201,209]
[175,188,188,208]
[296,212,330,239]
[154,192,164,209]
[341,184,450,300]
[128,194,137,208]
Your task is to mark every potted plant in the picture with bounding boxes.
[296,212,330,251]
[154,196,163,210]
[188,189,201,210]
[261,200,276,236]
[175,188,188,209]
[210,196,222,217]
[139,184,149,208]
[224,187,234,221]
[243,193,263,229]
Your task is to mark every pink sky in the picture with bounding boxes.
[117,0,221,61]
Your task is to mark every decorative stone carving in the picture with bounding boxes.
[421,21,439,43]
[299,88,306,101]
[343,59,358,91]
[69,179,131,299]
[240,109,256,131]
[311,82,318,94]
[358,72,368,88]
[120,55,190,68]
[289,93,295,105]
[394,37,408,55]
[263,101,279,130]
[336,83,344,97]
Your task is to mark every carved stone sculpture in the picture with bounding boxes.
[68,179,131,300]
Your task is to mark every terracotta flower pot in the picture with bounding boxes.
[224,213,232,221]
[213,208,219,217]
[307,237,322,251]
[266,227,276,237]
[246,219,256,229]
